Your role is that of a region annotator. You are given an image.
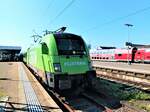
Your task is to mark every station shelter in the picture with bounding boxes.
[0,46,21,61]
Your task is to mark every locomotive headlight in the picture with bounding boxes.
[53,63,61,72]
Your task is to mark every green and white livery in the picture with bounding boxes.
[24,30,96,90]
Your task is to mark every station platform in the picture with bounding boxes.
[0,62,62,112]
[92,61,150,74]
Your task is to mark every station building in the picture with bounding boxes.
[0,46,21,61]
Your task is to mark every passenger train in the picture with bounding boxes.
[90,47,150,63]
[23,27,96,90]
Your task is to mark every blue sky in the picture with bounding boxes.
[1,0,150,52]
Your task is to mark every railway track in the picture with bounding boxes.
[58,88,146,112]
[27,66,73,112]
[97,72,150,91]
[27,65,116,111]
[38,81,114,111]
[26,64,147,112]
[92,61,150,91]
[80,92,114,112]
[58,89,116,112]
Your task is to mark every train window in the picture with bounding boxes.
[41,43,49,54]
[118,54,122,56]
[100,57,101,59]
[54,34,86,55]
[138,52,140,54]
[97,57,99,59]
[106,57,108,59]
[103,57,105,59]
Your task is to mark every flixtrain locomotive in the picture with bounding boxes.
[23,27,96,90]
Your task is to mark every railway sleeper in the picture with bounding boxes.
[126,72,134,76]
[94,66,150,80]
[112,70,118,74]
[119,71,126,75]
[145,74,150,79]
[135,73,146,78]
[100,74,147,89]
[101,68,106,72]
[97,72,150,90]
[106,69,112,73]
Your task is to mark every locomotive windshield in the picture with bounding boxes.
[54,33,86,55]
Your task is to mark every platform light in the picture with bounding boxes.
[124,23,133,65]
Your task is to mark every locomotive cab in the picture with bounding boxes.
[26,31,96,90]
[51,33,96,89]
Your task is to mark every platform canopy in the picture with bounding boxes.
[0,46,21,61]
[125,42,150,48]
[97,46,116,49]
[0,46,21,53]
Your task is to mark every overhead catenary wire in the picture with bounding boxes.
[37,0,55,31]
[35,0,55,35]
[49,0,76,25]
[35,0,76,35]
[30,0,76,47]
[83,5,150,33]
[42,0,55,17]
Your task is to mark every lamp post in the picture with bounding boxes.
[125,23,133,65]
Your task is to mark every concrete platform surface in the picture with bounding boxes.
[0,62,62,112]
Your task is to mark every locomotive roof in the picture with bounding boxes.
[27,33,83,50]
[53,33,81,37]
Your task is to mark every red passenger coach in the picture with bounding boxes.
[114,48,131,62]
[90,47,150,63]
[90,49,115,61]
[143,48,150,62]
[134,49,144,62]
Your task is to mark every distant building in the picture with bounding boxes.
[125,42,150,48]
[0,46,21,61]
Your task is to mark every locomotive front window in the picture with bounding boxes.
[55,34,86,55]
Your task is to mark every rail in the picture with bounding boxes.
[93,65,150,79]
[93,64,150,91]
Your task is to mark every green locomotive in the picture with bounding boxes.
[24,27,96,90]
